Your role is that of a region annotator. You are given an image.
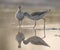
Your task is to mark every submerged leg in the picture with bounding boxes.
[18,20,22,32]
[33,20,37,36]
[43,18,46,38]
[35,29,36,36]
[33,20,36,29]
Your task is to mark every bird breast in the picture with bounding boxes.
[16,12,24,20]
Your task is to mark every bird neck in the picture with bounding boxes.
[24,12,31,17]
[19,9,21,13]
[23,39,29,44]
[26,13,31,18]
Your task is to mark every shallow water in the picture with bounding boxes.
[0,7,60,50]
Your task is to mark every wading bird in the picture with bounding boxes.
[24,9,51,38]
[16,5,51,48]
[16,5,28,32]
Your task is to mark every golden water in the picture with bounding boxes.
[0,7,60,50]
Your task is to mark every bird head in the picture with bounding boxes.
[18,5,21,9]
[23,40,29,45]
[18,5,23,12]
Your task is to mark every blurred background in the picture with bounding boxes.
[0,0,60,50]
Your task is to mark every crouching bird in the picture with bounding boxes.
[23,36,50,47]
[16,32,25,48]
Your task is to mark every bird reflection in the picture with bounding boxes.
[16,32,25,48]
[23,25,50,47]
[23,36,50,47]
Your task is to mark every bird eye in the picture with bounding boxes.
[18,5,23,9]
[23,40,29,44]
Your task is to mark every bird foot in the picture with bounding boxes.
[42,36,46,39]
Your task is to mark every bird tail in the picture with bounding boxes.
[43,42,50,47]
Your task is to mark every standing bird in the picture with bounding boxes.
[16,5,24,32]
[23,36,50,47]
[16,5,28,32]
[25,9,51,38]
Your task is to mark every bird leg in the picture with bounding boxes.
[35,29,36,36]
[43,18,46,38]
[18,20,22,33]
[33,20,36,29]
[33,20,37,36]
[18,20,20,32]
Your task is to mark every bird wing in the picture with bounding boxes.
[26,10,49,20]
[31,11,48,16]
